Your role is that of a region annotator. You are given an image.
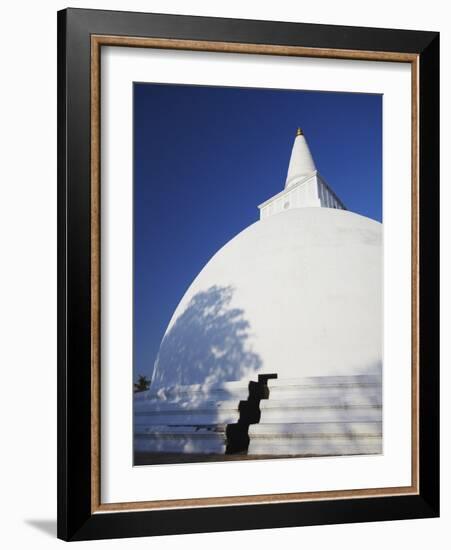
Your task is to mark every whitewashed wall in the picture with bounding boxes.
[259,172,345,219]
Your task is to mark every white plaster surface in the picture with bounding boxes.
[259,172,345,218]
[152,208,382,389]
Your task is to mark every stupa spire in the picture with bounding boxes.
[258,128,345,219]
[285,128,316,189]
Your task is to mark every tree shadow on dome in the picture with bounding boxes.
[152,285,262,389]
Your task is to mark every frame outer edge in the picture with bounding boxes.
[418,32,440,515]
[67,7,437,53]
[57,7,440,540]
[58,7,96,540]
[57,8,69,542]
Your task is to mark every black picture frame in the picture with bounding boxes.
[57,7,439,541]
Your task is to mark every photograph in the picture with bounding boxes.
[133,83,383,466]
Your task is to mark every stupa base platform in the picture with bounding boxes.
[134,373,382,463]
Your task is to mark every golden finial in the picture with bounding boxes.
[296,127,303,136]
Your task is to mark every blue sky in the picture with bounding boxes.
[133,83,382,381]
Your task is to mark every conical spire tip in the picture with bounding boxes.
[296,127,304,136]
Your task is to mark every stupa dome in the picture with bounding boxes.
[151,207,382,390]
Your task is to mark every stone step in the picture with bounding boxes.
[137,424,228,435]
[260,396,382,409]
[248,421,382,437]
[267,386,381,401]
[134,398,241,413]
[259,407,381,424]
[135,388,381,415]
[136,380,251,402]
[135,425,227,454]
[136,411,381,437]
[247,439,382,456]
[134,410,241,426]
[266,374,381,389]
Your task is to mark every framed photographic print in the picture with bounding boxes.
[57,8,439,541]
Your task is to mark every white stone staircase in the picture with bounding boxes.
[134,380,247,454]
[248,375,382,455]
[134,374,382,458]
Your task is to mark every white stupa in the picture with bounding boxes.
[135,129,382,459]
